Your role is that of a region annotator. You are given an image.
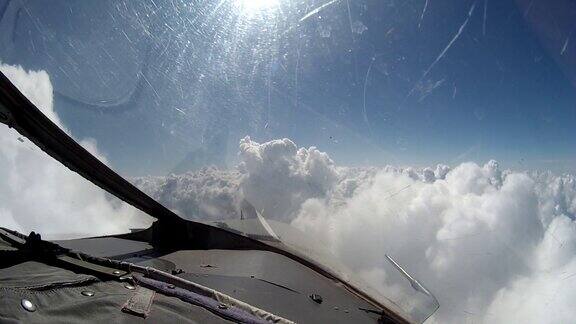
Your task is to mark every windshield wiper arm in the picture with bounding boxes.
[385,254,433,297]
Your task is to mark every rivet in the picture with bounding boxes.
[81,291,95,297]
[21,299,36,312]
[112,270,122,275]
[217,303,228,309]
[124,284,136,290]
[167,284,175,289]
[334,306,339,310]
[344,310,349,313]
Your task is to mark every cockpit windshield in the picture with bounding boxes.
[1,0,576,322]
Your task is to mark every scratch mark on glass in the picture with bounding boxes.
[363,57,375,136]
[418,0,429,29]
[523,0,534,18]
[561,31,572,55]
[299,0,342,23]
[482,0,488,36]
[407,2,476,99]
[294,43,300,110]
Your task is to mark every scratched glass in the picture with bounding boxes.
[1,0,575,322]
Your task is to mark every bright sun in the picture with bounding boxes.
[235,0,280,14]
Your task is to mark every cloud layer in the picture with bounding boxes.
[2,63,575,323]
[0,63,151,239]
[137,136,576,323]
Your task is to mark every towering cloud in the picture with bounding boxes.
[239,136,338,221]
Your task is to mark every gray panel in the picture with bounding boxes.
[163,250,382,323]
[54,237,153,258]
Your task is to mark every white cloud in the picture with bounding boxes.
[0,64,59,126]
[0,63,151,239]
[293,164,548,322]
[238,136,338,221]
[135,137,576,323]
[132,167,242,221]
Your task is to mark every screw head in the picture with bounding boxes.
[21,299,36,312]
[309,294,323,304]
[124,284,136,290]
[119,275,132,281]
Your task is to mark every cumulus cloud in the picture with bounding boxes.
[135,136,576,323]
[132,167,242,221]
[293,163,547,322]
[0,63,151,239]
[238,136,338,221]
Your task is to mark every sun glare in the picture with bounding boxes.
[235,0,280,14]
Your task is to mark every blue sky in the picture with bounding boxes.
[0,0,575,175]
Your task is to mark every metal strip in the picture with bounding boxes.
[134,274,293,324]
